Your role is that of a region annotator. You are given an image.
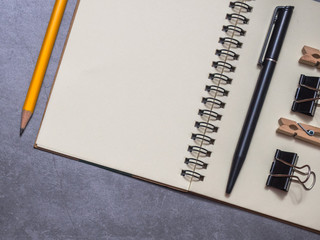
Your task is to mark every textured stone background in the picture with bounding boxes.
[1,1,319,239]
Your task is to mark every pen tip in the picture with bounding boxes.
[226,185,233,195]
[20,128,25,136]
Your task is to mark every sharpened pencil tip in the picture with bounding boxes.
[20,110,33,136]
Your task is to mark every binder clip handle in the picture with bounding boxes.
[271,157,316,191]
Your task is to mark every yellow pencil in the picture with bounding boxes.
[20,0,68,136]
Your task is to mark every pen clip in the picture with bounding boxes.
[258,6,285,66]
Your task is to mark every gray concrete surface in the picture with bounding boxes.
[1,1,319,239]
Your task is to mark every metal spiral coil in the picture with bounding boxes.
[219,37,242,48]
[181,0,253,181]
[209,73,233,84]
[185,158,208,169]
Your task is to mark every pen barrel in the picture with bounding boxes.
[265,6,293,61]
[236,6,294,159]
[237,61,276,159]
[226,61,276,194]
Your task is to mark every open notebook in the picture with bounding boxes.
[36,0,320,232]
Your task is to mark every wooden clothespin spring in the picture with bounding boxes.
[277,118,320,147]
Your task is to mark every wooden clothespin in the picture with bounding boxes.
[277,118,320,147]
[299,45,320,68]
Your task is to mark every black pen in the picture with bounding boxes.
[226,6,294,194]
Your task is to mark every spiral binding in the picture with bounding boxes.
[181,0,253,181]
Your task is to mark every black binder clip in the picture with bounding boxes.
[266,149,316,192]
[292,74,320,116]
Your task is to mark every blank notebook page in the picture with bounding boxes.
[36,0,231,190]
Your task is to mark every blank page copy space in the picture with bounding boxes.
[36,0,229,189]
